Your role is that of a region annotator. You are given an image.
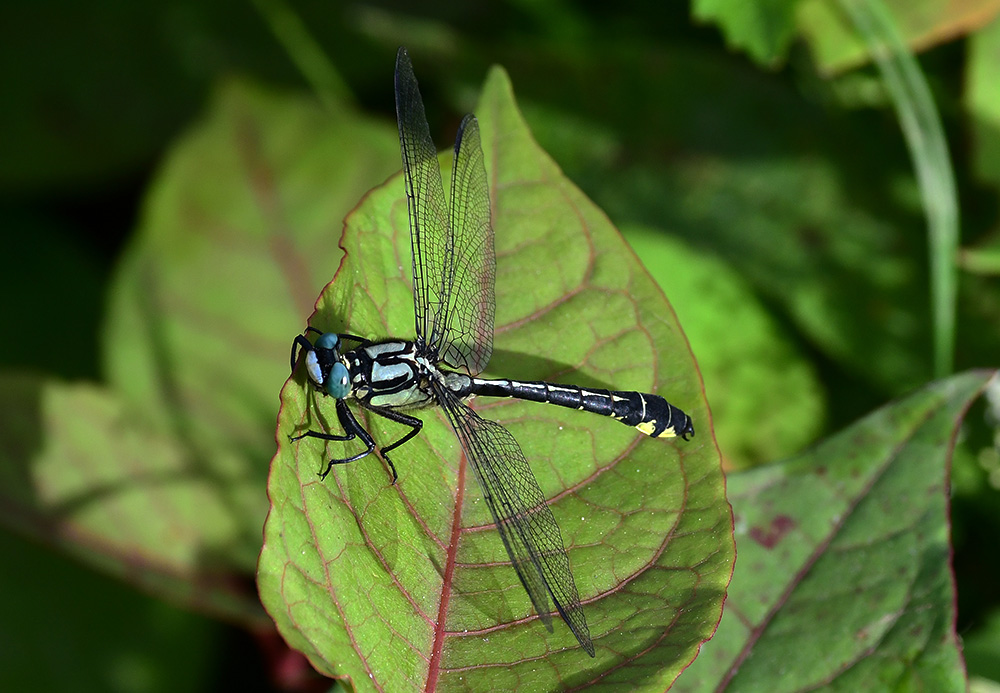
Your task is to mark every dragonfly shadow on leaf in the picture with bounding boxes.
[484,348,622,393]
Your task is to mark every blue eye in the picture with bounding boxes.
[316,332,340,351]
[325,362,351,398]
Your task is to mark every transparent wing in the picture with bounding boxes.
[394,47,495,375]
[434,383,594,656]
[442,115,494,373]
[394,47,448,354]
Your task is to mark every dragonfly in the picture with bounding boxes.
[290,46,694,658]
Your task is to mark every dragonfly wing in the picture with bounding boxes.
[395,47,450,351]
[441,115,495,374]
[435,384,594,656]
[394,47,495,375]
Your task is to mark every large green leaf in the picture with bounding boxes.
[673,370,992,691]
[259,67,733,688]
[103,78,400,461]
[0,373,267,626]
[0,77,402,624]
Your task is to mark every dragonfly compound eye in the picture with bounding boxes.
[325,362,351,399]
[315,332,340,351]
[304,350,324,387]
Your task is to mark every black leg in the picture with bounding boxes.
[290,399,377,478]
[290,334,316,373]
[368,407,424,454]
[316,399,378,479]
[291,398,424,485]
[358,404,424,484]
[289,429,353,443]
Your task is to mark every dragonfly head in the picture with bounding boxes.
[304,332,352,399]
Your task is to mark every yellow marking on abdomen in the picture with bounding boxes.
[636,420,657,436]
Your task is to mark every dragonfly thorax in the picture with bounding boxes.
[337,340,472,410]
[343,341,433,409]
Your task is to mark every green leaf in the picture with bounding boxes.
[798,0,1000,74]
[623,224,825,468]
[260,66,733,687]
[692,0,800,65]
[673,369,992,691]
[0,77,402,623]
[104,78,401,462]
[967,13,1000,188]
[0,373,268,626]
[616,154,932,393]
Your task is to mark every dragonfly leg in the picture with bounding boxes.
[290,334,316,373]
[359,404,424,485]
[289,429,352,443]
[290,399,378,479]
[288,394,358,444]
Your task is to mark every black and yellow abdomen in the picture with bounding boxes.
[463,377,694,440]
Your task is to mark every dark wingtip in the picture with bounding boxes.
[394,46,412,108]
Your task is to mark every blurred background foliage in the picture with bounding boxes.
[2,0,1000,690]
